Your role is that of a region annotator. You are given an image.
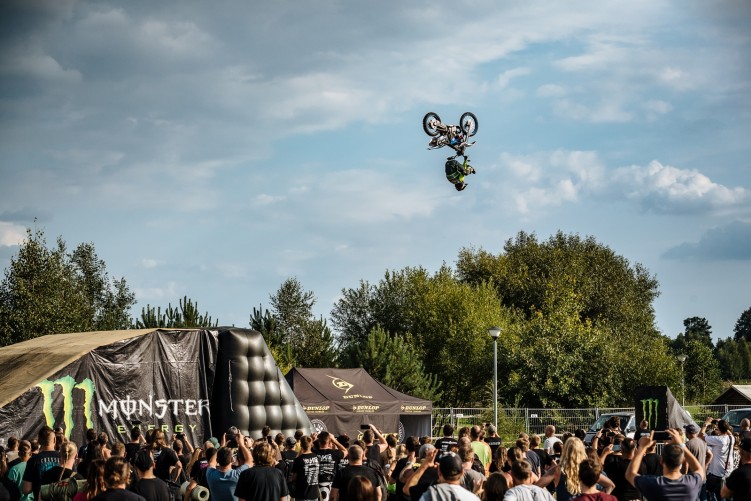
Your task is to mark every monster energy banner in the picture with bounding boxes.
[0,328,312,446]
[634,386,696,432]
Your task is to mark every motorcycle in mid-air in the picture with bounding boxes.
[422,111,478,160]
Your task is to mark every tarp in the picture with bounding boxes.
[0,328,311,446]
[286,368,432,441]
[634,386,696,431]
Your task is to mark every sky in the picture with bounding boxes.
[1,0,750,341]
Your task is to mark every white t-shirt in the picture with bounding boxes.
[706,434,735,477]
[543,436,561,452]
[503,484,555,501]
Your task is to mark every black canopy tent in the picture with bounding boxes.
[285,368,432,441]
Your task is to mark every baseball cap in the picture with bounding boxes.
[285,437,297,449]
[684,424,700,434]
[438,451,463,478]
[208,437,220,448]
[740,438,751,453]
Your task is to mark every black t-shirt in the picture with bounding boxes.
[92,488,146,501]
[408,468,438,501]
[366,445,383,469]
[131,478,172,501]
[604,455,645,501]
[153,448,179,481]
[484,436,502,455]
[23,450,61,499]
[40,466,82,485]
[332,465,381,501]
[525,450,541,475]
[293,452,321,500]
[726,463,751,501]
[392,457,412,501]
[235,466,288,501]
[125,444,142,464]
[316,448,344,484]
[0,478,19,501]
[642,453,661,476]
[434,438,458,453]
[7,458,23,471]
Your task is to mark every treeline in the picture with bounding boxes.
[1,228,749,407]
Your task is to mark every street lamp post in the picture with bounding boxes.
[677,354,688,407]
[488,327,501,429]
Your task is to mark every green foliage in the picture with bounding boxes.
[0,228,135,346]
[133,295,218,328]
[673,317,714,352]
[256,278,338,369]
[715,337,751,381]
[735,306,751,342]
[346,326,442,402]
[682,338,723,402]
[333,266,506,406]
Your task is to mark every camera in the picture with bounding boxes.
[131,419,142,426]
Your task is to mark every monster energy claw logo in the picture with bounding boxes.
[37,376,95,439]
[641,398,659,429]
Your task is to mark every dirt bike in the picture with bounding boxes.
[422,111,478,160]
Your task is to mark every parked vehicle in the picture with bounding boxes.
[721,408,751,433]
[583,412,636,445]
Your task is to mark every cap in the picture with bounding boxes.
[285,437,297,449]
[208,437,220,448]
[438,451,463,478]
[740,438,751,453]
[684,424,700,435]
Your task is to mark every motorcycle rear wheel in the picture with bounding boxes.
[460,112,478,136]
[423,112,441,136]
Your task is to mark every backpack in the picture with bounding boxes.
[279,452,297,497]
[42,474,82,501]
[365,458,388,500]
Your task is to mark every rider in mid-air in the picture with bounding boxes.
[423,112,478,191]
[445,157,475,191]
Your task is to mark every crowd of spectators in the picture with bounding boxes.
[2,417,751,501]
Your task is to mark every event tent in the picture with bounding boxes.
[285,367,432,441]
[0,328,311,445]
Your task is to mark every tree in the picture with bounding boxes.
[673,317,714,352]
[735,306,751,342]
[715,337,751,382]
[350,326,442,402]
[256,278,339,369]
[0,228,135,346]
[455,231,672,406]
[133,296,218,328]
[682,339,723,402]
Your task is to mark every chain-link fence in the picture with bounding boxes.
[431,404,750,439]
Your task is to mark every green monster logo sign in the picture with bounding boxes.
[36,376,95,439]
[641,398,659,429]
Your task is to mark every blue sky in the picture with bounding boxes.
[1,0,749,341]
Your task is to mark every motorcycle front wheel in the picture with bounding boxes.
[423,112,441,136]
[460,112,478,136]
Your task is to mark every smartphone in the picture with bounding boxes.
[653,431,670,441]
[612,444,621,452]
[360,424,371,430]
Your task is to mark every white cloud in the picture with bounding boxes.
[612,161,748,214]
[140,258,159,269]
[643,99,672,121]
[664,220,751,261]
[255,194,286,206]
[536,84,566,97]
[498,151,748,217]
[133,281,179,302]
[0,222,26,247]
[494,67,530,90]
[553,99,634,123]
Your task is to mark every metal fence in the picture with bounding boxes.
[431,405,749,438]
